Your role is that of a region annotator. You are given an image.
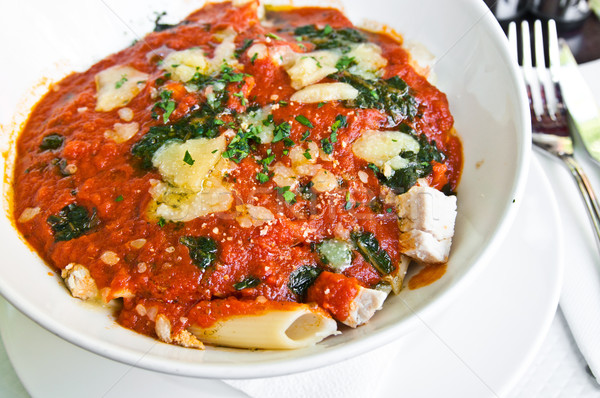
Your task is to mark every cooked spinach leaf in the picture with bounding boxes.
[153,11,187,32]
[351,231,393,275]
[132,64,246,168]
[294,24,366,52]
[40,134,64,151]
[331,71,418,125]
[369,125,446,194]
[222,126,261,163]
[288,265,322,297]
[179,236,218,269]
[234,276,261,290]
[131,105,225,168]
[47,203,99,242]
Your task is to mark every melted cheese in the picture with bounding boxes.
[286,51,339,89]
[95,65,148,112]
[149,136,233,222]
[163,29,238,83]
[346,43,388,80]
[290,82,358,103]
[352,130,420,167]
[152,136,226,191]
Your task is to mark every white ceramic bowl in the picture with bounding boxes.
[0,0,530,378]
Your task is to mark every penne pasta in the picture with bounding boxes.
[188,301,337,350]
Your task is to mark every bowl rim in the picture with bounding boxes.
[0,0,532,379]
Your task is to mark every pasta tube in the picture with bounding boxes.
[188,300,338,349]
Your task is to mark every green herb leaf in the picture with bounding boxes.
[288,265,323,297]
[293,24,366,52]
[256,172,270,183]
[234,276,261,290]
[344,191,353,211]
[335,55,357,71]
[152,89,177,123]
[266,32,283,40]
[115,74,128,89]
[303,148,312,160]
[47,204,99,242]
[115,195,124,202]
[320,137,334,155]
[351,231,393,275]
[275,186,296,204]
[295,115,314,128]
[272,121,291,143]
[370,125,446,194]
[331,114,348,133]
[39,134,64,151]
[235,38,254,58]
[183,150,195,165]
[180,236,218,269]
[331,71,418,125]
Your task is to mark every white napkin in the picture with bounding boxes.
[555,58,600,385]
[223,340,402,398]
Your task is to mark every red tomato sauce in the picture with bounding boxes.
[11,1,462,343]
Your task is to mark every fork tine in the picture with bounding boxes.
[521,20,544,121]
[508,21,518,63]
[546,19,561,119]
[534,20,558,121]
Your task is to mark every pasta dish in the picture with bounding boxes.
[11,0,462,350]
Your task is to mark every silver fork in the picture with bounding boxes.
[509,19,600,249]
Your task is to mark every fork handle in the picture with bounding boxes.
[560,154,600,249]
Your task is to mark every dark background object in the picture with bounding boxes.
[483,0,600,63]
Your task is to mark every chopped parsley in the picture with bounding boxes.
[222,126,261,163]
[115,195,124,202]
[115,74,128,89]
[183,150,195,165]
[344,191,353,211]
[335,55,357,71]
[295,115,314,128]
[275,186,296,204]
[272,121,292,143]
[152,89,177,123]
[235,38,254,58]
[331,114,348,133]
[266,32,283,40]
[303,148,312,160]
[257,172,270,184]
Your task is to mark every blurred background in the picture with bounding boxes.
[483,0,600,63]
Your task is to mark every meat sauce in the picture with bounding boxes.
[11,1,462,342]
